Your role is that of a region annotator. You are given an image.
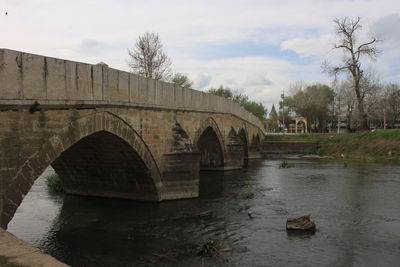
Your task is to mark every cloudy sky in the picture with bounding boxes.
[1,0,399,111]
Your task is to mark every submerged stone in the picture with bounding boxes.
[286,214,316,231]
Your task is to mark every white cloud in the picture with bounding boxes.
[193,73,213,89]
[280,35,336,58]
[370,13,400,42]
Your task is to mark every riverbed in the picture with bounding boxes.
[8,158,400,266]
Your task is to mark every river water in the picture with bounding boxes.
[7,158,400,267]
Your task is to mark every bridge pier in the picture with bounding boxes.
[224,130,245,170]
[248,144,262,159]
[160,152,200,200]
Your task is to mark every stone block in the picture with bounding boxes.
[174,85,183,105]
[164,83,174,106]
[46,57,67,100]
[76,63,92,100]
[104,68,118,101]
[0,49,22,99]
[118,71,129,102]
[148,79,157,105]
[21,52,46,99]
[183,88,191,108]
[92,64,103,100]
[129,73,139,103]
[65,61,77,99]
[138,76,148,102]
[155,80,163,105]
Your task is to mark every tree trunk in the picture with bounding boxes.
[357,97,369,131]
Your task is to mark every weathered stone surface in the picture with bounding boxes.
[286,214,316,231]
[0,49,265,230]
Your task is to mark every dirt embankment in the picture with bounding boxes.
[265,130,400,162]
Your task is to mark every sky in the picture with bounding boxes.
[1,0,400,111]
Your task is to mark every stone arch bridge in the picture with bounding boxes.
[0,49,265,228]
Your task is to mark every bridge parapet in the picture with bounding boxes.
[0,49,264,131]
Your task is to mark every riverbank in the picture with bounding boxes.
[0,228,68,267]
[265,129,400,163]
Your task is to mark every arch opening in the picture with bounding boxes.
[238,128,249,160]
[197,127,224,170]
[296,121,307,133]
[1,111,163,229]
[252,134,261,145]
[52,131,158,201]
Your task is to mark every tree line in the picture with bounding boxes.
[127,32,267,121]
[269,16,397,133]
[127,17,395,132]
[271,80,400,133]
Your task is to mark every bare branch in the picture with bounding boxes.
[127,32,172,81]
[323,17,382,131]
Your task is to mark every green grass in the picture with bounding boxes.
[45,173,64,193]
[266,129,400,163]
[197,239,220,257]
[265,133,331,142]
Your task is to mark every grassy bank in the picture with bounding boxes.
[266,129,400,162]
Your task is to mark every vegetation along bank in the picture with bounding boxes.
[265,129,400,163]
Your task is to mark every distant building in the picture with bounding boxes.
[270,104,277,116]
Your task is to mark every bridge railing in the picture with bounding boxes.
[0,49,264,130]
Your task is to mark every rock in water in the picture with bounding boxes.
[286,214,316,231]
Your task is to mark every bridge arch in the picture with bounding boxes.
[1,111,161,228]
[251,134,261,145]
[238,128,249,160]
[194,117,225,170]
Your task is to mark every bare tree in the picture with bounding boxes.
[337,80,357,131]
[324,17,380,131]
[128,32,172,81]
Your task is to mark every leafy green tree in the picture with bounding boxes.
[242,101,267,121]
[208,85,233,98]
[268,111,279,132]
[208,86,267,121]
[172,73,193,88]
[281,84,334,132]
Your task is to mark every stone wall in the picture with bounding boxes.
[261,141,320,154]
[0,107,263,228]
[0,49,264,131]
[0,49,265,229]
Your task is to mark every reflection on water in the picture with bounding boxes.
[8,159,400,267]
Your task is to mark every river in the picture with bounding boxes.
[7,158,400,267]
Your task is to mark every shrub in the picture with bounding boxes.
[197,239,220,257]
[279,160,291,168]
[46,173,64,193]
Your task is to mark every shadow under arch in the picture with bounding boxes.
[253,134,261,145]
[238,128,249,160]
[1,111,162,229]
[194,117,225,170]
